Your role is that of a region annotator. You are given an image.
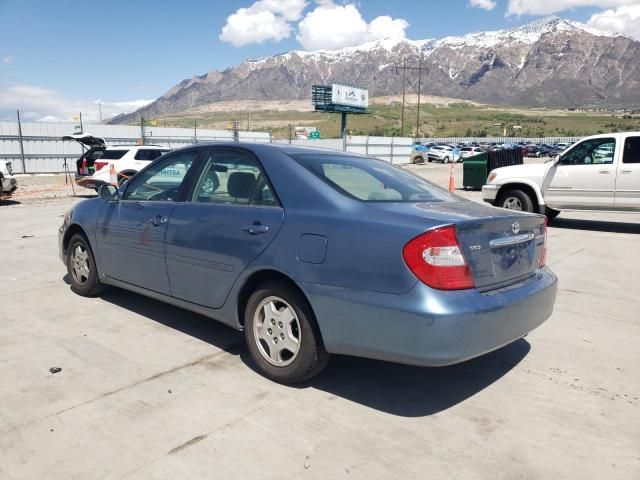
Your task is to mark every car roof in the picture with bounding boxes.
[104,145,170,150]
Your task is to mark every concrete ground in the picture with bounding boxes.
[0,163,639,479]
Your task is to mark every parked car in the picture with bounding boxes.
[427,145,460,163]
[459,146,485,159]
[59,143,557,383]
[482,132,640,218]
[0,160,17,198]
[62,133,170,190]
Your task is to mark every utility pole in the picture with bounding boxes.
[395,60,428,138]
[79,112,83,133]
[16,110,25,173]
[194,119,197,144]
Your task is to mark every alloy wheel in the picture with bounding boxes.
[503,197,523,210]
[71,243,90,285]
[253,296,301,367]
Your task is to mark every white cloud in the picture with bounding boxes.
[220,0,307,47]
[296,2,409,50]
[2,56,13,64]
[506,0,638,16]
[469,0,497,11]
[587,4,640,39]
[0,85,152,123]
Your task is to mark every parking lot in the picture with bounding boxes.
[1,161,639,479]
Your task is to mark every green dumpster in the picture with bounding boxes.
[463,153,488,189]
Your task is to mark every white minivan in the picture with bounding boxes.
[482,132,640,218]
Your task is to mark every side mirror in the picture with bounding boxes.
[98,184,119,201]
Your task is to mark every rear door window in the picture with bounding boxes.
[623,137,640,164]
[100,150,129,160]
[191,150,279,206]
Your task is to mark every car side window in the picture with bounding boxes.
[122,150,199,202]
[559,138,615,166]
[192,150,278,206]
[623,137,640,164]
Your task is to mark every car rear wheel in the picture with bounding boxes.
[244,281,329,384]
[443,156,450,163]
[66,233,104,297]
[498,189,534,213]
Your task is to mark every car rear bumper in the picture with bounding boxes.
[481,184,499,203]
[301,267,557,367]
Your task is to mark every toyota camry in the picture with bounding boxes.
[59,143,557,384]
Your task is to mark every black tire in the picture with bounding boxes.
[497,188,534,213]
[66,233,105,297]
[244,281,329,384]
[443,156,450,164]
[545,207,561,220]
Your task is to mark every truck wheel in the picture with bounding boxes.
[244,281,329,384]
[67,234,105,297]
[545,207,560,220]
[498,189,534,213]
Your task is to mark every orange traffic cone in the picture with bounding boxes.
[109,164,117,185]
[448,162,455,192]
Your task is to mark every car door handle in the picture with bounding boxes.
[599,170,611,174]
[243,223,269,235]
[146,215,168,226]
[620,170,632,174]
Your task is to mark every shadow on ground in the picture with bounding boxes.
[550,217,640,234]
[0,199,21,206]
[83,283,530,418]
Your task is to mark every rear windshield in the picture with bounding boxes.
[291,154,458,203]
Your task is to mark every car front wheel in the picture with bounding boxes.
[244,281,329,384]
[66,233,104,297]
[498,188,534,213]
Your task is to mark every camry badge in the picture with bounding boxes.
[512,221,520,235]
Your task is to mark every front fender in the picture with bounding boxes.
[496,179,545,206]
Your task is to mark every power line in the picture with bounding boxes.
[395,59,428,138]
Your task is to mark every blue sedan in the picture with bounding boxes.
[59,143,557,383]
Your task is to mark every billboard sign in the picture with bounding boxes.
[331,84,368,109]
[294,126,318,139]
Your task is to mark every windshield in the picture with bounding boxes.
[291,153,459,203]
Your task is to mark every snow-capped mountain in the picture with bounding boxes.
[112,17,640,123]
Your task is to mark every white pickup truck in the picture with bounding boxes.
[482,132,640,218]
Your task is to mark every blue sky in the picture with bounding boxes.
[0,0,637,121]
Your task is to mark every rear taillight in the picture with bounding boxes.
[94,161,108,172]
[403,225,474,290]
[539,218,548,267]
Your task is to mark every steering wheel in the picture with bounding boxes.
[149,187,180,201]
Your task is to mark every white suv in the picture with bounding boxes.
[62,133,170,190]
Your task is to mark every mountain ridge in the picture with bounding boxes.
[110,16,640,124]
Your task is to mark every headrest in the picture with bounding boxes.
[227,171,256,199]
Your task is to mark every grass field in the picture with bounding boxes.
[153,101,640,139]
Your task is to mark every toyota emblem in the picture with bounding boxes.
[512,221,520,235]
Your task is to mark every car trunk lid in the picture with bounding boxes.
[371,201,546,292]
